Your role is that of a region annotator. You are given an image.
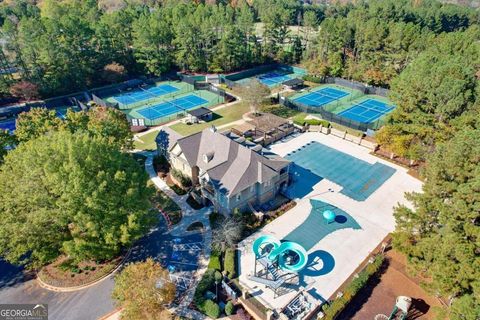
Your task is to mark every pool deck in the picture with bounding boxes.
[238,132,422,312]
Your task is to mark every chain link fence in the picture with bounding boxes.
[280,96,383,132]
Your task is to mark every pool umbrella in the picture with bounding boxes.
[323,210,336,224]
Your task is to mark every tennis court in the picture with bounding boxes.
[113,84,179,106]
[257,71,295,87]
[293,87,349,107]
[0,118,16,132]
[137,94,208,120]
[338,99,395,123]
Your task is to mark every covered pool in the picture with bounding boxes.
[285,141,396,201]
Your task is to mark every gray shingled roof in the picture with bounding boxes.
[155,126,183,152]
[174,127,289,197]
[188,107,212,117]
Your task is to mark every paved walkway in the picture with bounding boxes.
[145,152,214,318]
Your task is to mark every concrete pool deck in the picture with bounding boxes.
[238,132,422,312]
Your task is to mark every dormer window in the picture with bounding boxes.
[203,151,214,163]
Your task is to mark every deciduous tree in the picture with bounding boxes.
[15,108,63,143]
[9,80,39,101]
[0,131,155,267]
[0,130,16,164]
[234,79,270,115]
[112,258,176,320]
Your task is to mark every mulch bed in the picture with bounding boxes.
[338,249,443,320]
[38,254,123,288]
[373,147,424,180]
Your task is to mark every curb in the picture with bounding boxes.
[36,248,132,292]
[98,308,122,320]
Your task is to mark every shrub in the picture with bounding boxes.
[208,249,222,271]
[292,114,307,126]
[225,301,235,316]
[224,248,236,278]
[323,255,384,320]
[303,75,323,83]
[170,168,192,188]
[209,212,225,228]
[305,118,330,127]
[193,269,215,307]
[153,155,168,167]
[202,299,221,319]
[214,270,223,282]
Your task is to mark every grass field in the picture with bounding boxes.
[169,102,250,136]
[133,130,160,150]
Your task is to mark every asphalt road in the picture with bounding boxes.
[0,259,116,320]
[0,221,202,320]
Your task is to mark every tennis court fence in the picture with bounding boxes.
[324,77,390,97]
[280,95,383,132]
[129,90,225,127]
[220,63,306,89]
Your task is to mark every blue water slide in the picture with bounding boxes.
[252,235,281,258]
[268,241,308,272]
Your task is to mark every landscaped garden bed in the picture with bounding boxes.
[187,222,204,232]
[151,189,182,225]
[319,255,385,320]
[38,255,124,288]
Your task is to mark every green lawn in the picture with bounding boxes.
[133,129,160,150]
[169,102,250,136]
[261,104,303,119]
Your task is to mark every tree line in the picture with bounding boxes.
[0,0,322,99]
[0,0,475,98]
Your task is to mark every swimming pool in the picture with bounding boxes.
[285,141,396,201]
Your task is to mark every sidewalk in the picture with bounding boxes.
[145,152,214,318]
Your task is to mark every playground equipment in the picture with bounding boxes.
[382,296,412,320]
[252,235,308,272]
[323,209,336,224]
[249,235,308,298]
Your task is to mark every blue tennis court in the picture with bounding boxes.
[0,118,16,132]
[285,141,396,201]
[137,94,208,120]
[113,84,179,106]
[257,72,294,87]
[293,87,349,107]
[338,99,395,123]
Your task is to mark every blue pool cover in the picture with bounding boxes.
[285,141,396,201]
[338,99,395,123]
[284,199,361,251]
[293,87,349,107]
